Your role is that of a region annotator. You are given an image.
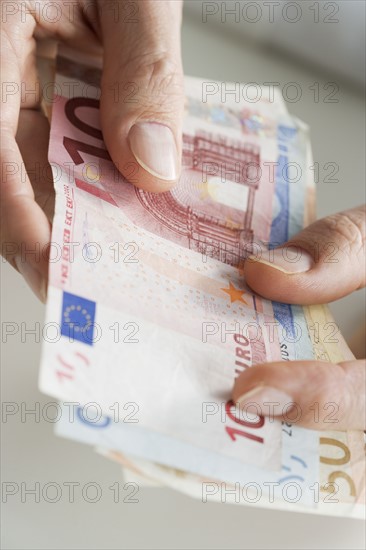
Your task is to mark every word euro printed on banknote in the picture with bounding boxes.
[39,46,365,518]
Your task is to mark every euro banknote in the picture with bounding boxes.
[97,306,365,518]
[38,46,365,517]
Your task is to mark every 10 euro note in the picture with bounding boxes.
[98,305,365,517]
[39,45,300,469]
[38,46,365,517]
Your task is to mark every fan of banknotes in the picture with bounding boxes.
[38,46,365,518]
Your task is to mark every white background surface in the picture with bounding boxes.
[1,3,366,549]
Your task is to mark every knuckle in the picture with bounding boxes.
[299,207,366,275]
[119,51,184,105]
[325,209,366,285]
[323,209,365,255]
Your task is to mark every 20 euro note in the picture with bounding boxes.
[39,45,312,469]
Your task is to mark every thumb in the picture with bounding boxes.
[232,359,366,430]
[245,205,366,304]
[98,0,184,193]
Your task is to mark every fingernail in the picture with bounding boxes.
[14,256,47,303]
[248,246,314,274]
[237,385,294,414]
[128,122,179,181]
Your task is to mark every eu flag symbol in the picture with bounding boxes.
[61,292,96,345]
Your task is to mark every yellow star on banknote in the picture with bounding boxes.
[237,263,246,277]
[85,165,100,182]
[198,182,211,200]
[220,281,248,304]
[198,181,219,200]
[225,215,240,229]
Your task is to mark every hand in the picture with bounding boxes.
[1,0,184,301]
[232,205,366,430]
